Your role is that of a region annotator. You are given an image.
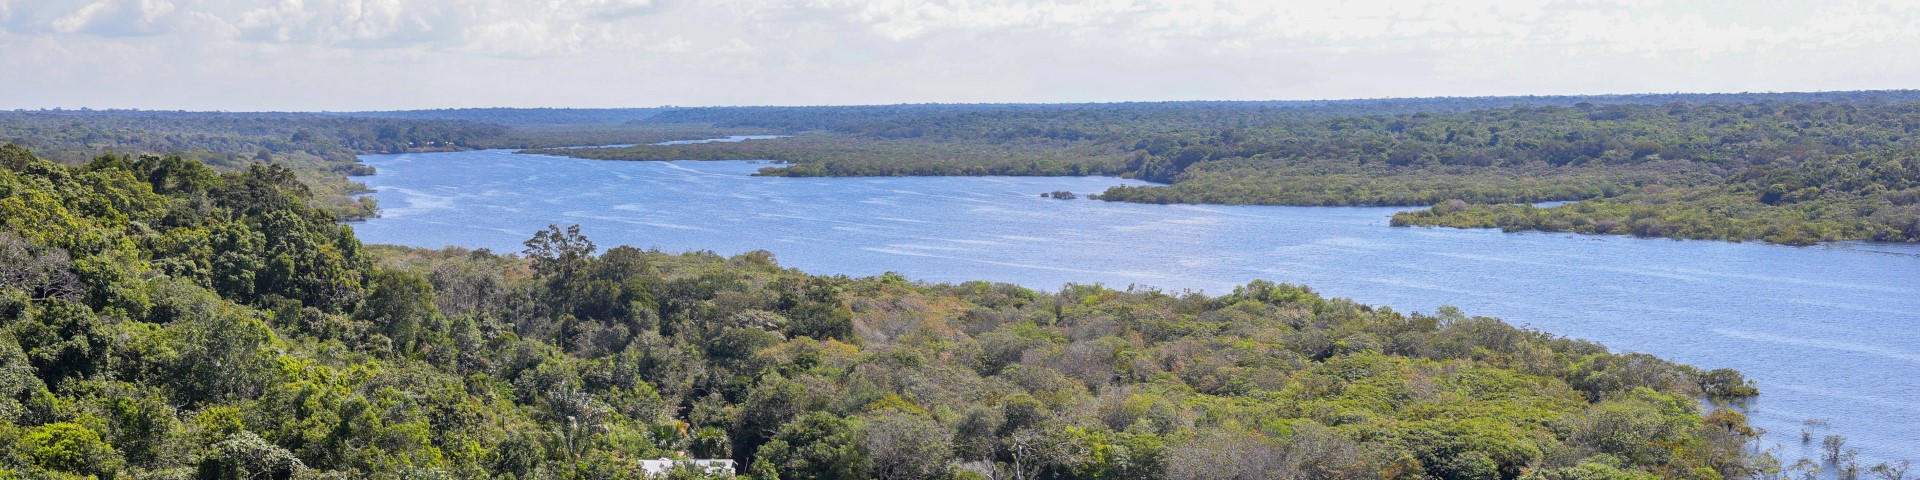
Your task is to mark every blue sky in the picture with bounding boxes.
[3,0,1917,110]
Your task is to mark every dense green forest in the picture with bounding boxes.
[0,110,506,220]
[0,143,1788,478]
[539,93,1920,244]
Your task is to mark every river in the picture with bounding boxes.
[352,147,1920,466]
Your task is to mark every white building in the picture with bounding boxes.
[639,458,736,477]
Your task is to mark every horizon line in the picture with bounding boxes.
[9,88,1920,114]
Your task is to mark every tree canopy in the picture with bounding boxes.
[0,144,1780,478]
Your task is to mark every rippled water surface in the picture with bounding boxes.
[355,149,1920,464]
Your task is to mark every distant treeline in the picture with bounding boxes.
[541,91,1920,244]
[0,110,508,220]
[334,107,670,126]
[1,110,506,158]
[638,90,1920,140]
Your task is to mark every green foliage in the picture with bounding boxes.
[544,97,1920,244]
[0,144,1771,478]
[358,268,441,353]
[0,111,506,221]
[860,410,953,480]
[531,131,1132,179]
[19,422,121,478]
[1521,457,1661,480]
[197,431,306,480]
[755,412,869,480]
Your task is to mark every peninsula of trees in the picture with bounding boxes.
[535,92,1920,245]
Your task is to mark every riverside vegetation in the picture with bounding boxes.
[0,109,766,222]
[0,142,1788,478]
[537,92,1920,245]
[0,110,506,221]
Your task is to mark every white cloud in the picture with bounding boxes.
[23,0,178,35]
[47,1,112,34]
[647,35,691,53]
[11,0,1910,57]
[1,0,1917,109]
[713,37,758,55]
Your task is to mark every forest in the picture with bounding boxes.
[539,92,1920,244]
[0,142,1797,478]
[0,110,506,221]
[333,108,668,127]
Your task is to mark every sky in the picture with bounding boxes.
[2,0,1918,111]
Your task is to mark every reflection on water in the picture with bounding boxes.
[356,149,1920,465]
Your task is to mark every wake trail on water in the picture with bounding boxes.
[1712,328,1920,365]
[1763,382,1920,414]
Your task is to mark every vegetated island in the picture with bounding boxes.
[0,143,1783,478]
[531,92,1920,245]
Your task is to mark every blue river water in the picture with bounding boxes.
[353,148,1920,466]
